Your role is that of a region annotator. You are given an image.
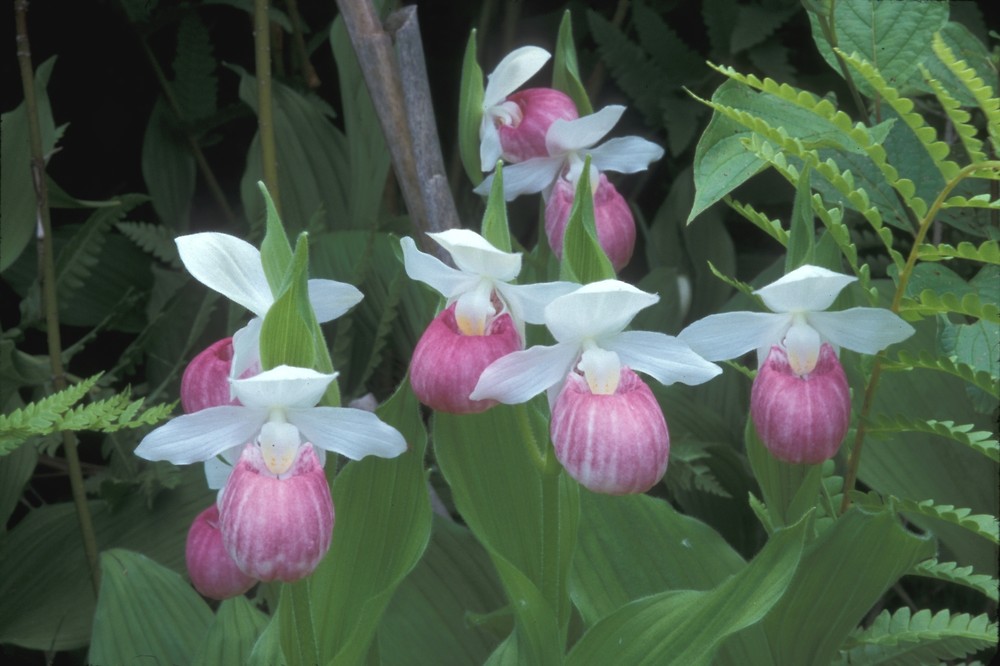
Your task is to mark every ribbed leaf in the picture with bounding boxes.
[481,162,512,252]
[867,415,998,462]
[258,234,316,371]
[141,97,196,230]
[560,162,616,283]
[932,32,1000,155]
[457,29,484,185]
[909,559,999,603]
[192,596,271,666]
[834,608,998,666]
[553,10,592,116]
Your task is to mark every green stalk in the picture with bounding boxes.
[840,161,1000,513]
[254,0,281,214]
[14,0,100,594]
[540,437,568,642]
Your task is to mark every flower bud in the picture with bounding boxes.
[185,504,257,600]
[550,367,670,494]
[495,88,579,164]
[180,338,237,413]
[410,302,521,413]
[751,343,851,464]
[545,174,636,271]
[219,444,334,582]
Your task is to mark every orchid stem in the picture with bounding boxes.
[255,0,281,215]
[15,0,101,594]
[839,161,999,514]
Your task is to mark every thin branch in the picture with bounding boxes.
[285,0,321,88]
[255,0,281,214]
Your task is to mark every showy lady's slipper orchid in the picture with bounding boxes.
[678,265,915,463]
[181,337,242,414]
[401,229,576,413]
[176,233,363,382]
[480,47,578,170]
[136,365,406,581]
[472,281,721,494]
[475,105,664,202]
[186,504,257,599]
[545,173,635,271]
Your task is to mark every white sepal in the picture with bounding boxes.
[678,311,790,362]
[176,233,274,317]
[307,279,363,323]
[754,265,856,313]
[545,106,625,154]
[545,280,658,343]
[474,156,565,200]
[401,236,477,298]
[135,406,268,464]
[232,365,338,410]
[603,330,721,386]
[470,343,580,404]
[429,229,521,280]
[807,308,915,355]
[589,136,665,175]
[290,406,407,460]
[482,46,551,110]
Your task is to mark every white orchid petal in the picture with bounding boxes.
[290,407,406,460]
[307,279,363,323]
[678,311,791,361]
[482,46,551,109]
[545,280,658,342]
[578,348,622,394]
[455,280,494,336]
[135,407,268,464]
[474,157,565,200]
[603,331,722,386]
[471,343,580,404]
[232,365,337,409]
[230,318,263,387]
[480,124,503,172]
[588,136,664,174]
[754,265,856,313]
[806,308,915,354]
[401,236,478,298]
[496,280,579,325]
[429,229,521,280]
[175,233,274,317]
[545,105,625,154]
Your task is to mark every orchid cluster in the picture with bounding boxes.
[136,232,406,599]
[474,47,664,271]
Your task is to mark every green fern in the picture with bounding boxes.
[909,559,999,603]
[725,197,788,245]
[880,349,998,398]
[867,415,999,462]
[899,289,1000,324]
[812,200,874,298]
[55,208,114,302]
[835,608,998,665]
[116,221,181,266]
[0,375,175,454]
[921,64,988,165]
[663,439,730,498]
[917,240,1000,265]
[172,12,217,123]
[874,495,999,544]
[932,33,1000,155]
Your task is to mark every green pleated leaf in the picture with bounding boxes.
[258,181,294,295]
[378,517,505,665]
[88,549,213,665]
[481,162,512,253]
[553,10,592,116]
[761,505,936,666]
[435,404,578,664]
[192,596,271,666]
[559,161,615,283]
[305,380,432,665]
[566,513,809,666]
[458,29,485,185]
[259,234,316,371]
[141,97,195,230]
[570,491,775,666]
[807,0,948,95]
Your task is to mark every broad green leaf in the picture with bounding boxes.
[0,435,36,531]
[306,380,432,665]
[141,97,196,231]
[481,162,512,253]
[435,404,579,664]
[745,420,824,528]
[0,468,215,650]
[807,0,948,95]
[88,549,213,665]
[560,161,616,283]
[378,517,505,665]
[191,595,270,666]
[1,57,63,272]
[565,513,809,666]
[259,234,316,371]
[258,181,294,296]
[762,505,936,666]
[458,29,485,185]
[553,11,593,116]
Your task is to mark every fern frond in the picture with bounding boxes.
[867,415,999,462]
[172,12,217,122]
[880,350,998,397]
[0,375,100,453]
[812,201,874,299]
[921,64,988,164]
[663,439,730,498]
[909,559,999,602]
[705,260,755,298]
[837,49,962,208]
[932,33,1000,155]
[940,194,1000,210]
[55,209,114,301]
[887,496,999,544]
[353,267,403,394]
[837,608,999,665]
[898,289,1000,324]
[116,221,181,266]
[917,240,1000,264]
[724,197,788,245]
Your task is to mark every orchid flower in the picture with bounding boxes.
[677,265,914,376]
[401,228,577,340]
[176,232,363,381]
[480,46,552,171]
[475,105,664,201]
[470,280,721,405]
[135,364,406,479]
